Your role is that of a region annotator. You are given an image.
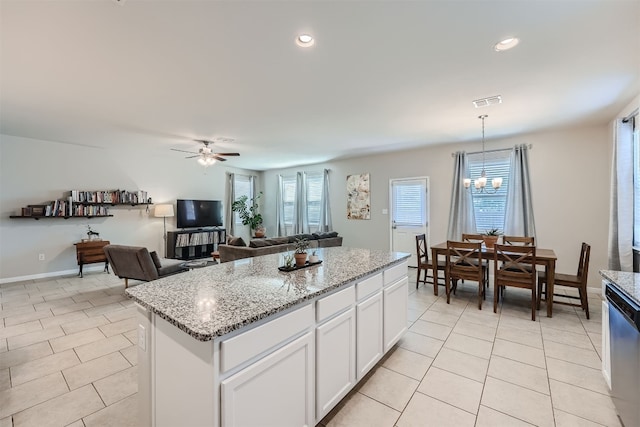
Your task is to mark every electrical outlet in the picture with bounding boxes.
[38,253,45,261]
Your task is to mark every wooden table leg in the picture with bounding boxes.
[546,259,555,318]
[431,247,439,296]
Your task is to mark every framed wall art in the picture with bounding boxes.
[346,173,370,220]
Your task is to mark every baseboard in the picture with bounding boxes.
[0,264,107,285]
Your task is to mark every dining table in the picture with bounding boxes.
[430,241,558,317]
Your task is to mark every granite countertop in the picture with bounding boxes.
[126,247,410,341]
[599,270,640,305]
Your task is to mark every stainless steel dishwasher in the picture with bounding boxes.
[606,283,640,427]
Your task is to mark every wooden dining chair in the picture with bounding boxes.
[493,244,537,320]
[461,233,490,285]
[415,234,446,291]
[537,242,591,319]
[445,240,485,309]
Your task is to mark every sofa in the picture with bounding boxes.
[218,232,343,263]
[103,244,186,288]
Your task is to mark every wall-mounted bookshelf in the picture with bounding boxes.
[10,189,151,220]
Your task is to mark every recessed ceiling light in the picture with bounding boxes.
[494,37,519,52]
[296,34,315,48]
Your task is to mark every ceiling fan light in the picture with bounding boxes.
[197,157,207,166]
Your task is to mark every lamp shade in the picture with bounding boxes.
[154,204,174,218]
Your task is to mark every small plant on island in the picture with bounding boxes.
[293,238,310,267]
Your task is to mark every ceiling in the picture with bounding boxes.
[1,1,639,171]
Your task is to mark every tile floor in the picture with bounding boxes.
[0,268,617,427]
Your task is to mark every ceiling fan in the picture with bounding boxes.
[171,139,240,166]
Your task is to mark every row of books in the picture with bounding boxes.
[69,190,149,205]
[175,232,220,247]
[27,199,110,217]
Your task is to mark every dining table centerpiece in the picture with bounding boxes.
[482,228,500,249]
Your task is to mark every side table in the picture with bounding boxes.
[74,240,110,278]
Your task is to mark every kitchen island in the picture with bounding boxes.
[126,247,410,427]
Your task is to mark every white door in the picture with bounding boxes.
[390,177,429,267]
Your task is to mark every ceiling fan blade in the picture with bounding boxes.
[215,152,240,156]
[213,156,228,162]
[185,155,200,159]
[171,148,199,155]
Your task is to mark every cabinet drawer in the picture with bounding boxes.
[356,273,383,301]
[384,261,408,286]
[316,286,355,323]
[221,304,313,373]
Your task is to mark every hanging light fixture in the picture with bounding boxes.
[464,115,503,193]
[197,146,217,167]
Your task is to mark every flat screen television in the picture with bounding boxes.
[176,199,223,229]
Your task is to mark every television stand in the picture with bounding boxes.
[166,228,226,260]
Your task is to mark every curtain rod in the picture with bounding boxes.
[622,108,638,123]
[451,144,532,157]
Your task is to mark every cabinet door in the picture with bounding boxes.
[383,277,408,352]
[221,332,314,427]
[356,292,383,380]
[316,307,356,421]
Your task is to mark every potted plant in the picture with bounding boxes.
[293,237,310,267]
[482,228,501,249]
[231,193,265,237]
[308,250,320,264]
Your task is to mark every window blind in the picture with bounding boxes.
[392,180,426,227]
[468,151,511,233]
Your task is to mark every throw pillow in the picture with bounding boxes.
[249,239,271,248]
[228,236,247,247]
[312,231,339,239]
[150,251,162,269]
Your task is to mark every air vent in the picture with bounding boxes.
[473,95,502,108]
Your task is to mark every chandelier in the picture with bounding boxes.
[464,114,503,193]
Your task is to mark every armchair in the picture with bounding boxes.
[103,245,186,288]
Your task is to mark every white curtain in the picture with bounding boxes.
[608,117,635,271]
[292,172,309,234]
[447,151,476,240]
[276,174,286,237]
[224,172,235,236]
[504,144,536,238]
[318,169,333,232]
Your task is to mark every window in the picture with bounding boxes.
[392,179,426,227]
[306,171,323,231]
[234,175,253,225]
[282,175,296,232]
[281,172,325,234]
[468,150,510,233]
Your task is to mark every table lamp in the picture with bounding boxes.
[154,204,174,257]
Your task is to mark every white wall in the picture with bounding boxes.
[0,134,261,282]
[262,125,611,288]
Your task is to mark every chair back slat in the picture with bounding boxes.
[577,242,591,283]
[502,235,535,246]
[416,234,428,268]
[446,240,483,278]
[461,233,484,244]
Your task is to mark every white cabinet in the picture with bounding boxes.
[316,307,356,421]
[221,332,314,427]
[356,291,383,380]
[383,277,408,352]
